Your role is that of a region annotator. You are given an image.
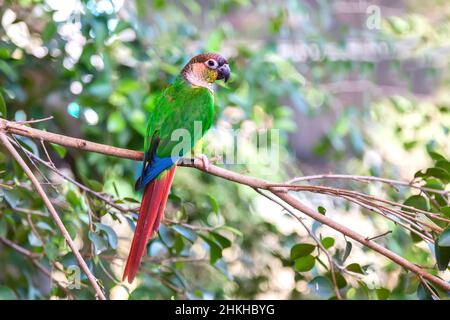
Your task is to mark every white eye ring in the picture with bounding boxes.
[205,59,218,69]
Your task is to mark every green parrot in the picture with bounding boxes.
[123,53,230,283]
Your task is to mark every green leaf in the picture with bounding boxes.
[206,29,224,51]
[50,143,67,158]
[28,231,43,247]
[0,286,16,299]
[376,288,390,300]
[424,168,450,182]
[290,243,315,260]
[318,206,326,215]
[342,241,352,262]
[434,238,450,271]
[94,223,118,249]
[0,48,10,59]
[173,235,184,254]
[93,20,108,48]
[88,231,108,254]
[36,221,53,232]
[0,90,6,118]
[403,195,429,212]
[428,150,446,162]
[0,219,7,237]
[437,227,450,247]
[199,235,222,264]
[423,178,444,191]
[410,230,423,243]
[208,194,219,214]
[438,227,450,247]
[172,225,197,243]
[308,276,333,298]
[123,197,140,204]
[87,179,103,192]
[441,206,450,218]
[210,231,231,249]
[321,237,335,249]
[294,255,315,272]
[326,272,347,289]
[405,276,420,295]
[42,22,57,41]
[417,283,432,300]
[220,225,243,237]
[45,241,59,260]
[265,54,305,85]
[88,82,112,98]
[117,79,141,93]
[112,181,120,197]
[436,160,450,175]
[66,190,81,208]
[107,112,126,133]
[346,263,366,274]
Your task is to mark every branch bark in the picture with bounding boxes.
[1,119,449,292]
[0,119,142,161]
[0,131,106,300]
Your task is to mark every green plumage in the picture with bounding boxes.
[123,53,229,283]
[145,76,215,162]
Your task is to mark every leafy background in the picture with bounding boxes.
[0,0,449,299]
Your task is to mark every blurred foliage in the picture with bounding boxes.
[0,0,449,300]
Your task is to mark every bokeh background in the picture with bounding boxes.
[0,0,449,300]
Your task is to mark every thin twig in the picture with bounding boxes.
[287,173,450,196]
[365,231,393,241]
[0,133,106,300]
[418,275,440,300]
[17,116,54,125]
[0,236,41,258]
[40,139,56,168]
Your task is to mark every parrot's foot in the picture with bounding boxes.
[195,154,210,172]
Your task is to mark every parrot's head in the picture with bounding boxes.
[182,53,230,90]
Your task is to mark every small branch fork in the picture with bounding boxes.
[1,119,449,293]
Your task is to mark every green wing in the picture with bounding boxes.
[145,76,215,159]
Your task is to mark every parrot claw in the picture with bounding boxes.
[195,154,210,172]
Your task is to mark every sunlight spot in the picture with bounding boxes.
[83,108,99,125]
[70,81,83,95]
[90,54,104,71]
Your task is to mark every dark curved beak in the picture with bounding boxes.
[217,64,230,83]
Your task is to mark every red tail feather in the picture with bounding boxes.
[122,166,176,283]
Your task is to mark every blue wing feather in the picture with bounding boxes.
[135,155,178,190]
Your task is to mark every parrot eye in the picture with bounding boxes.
[206,59,218,69]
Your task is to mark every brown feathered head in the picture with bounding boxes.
[182,53,230,89]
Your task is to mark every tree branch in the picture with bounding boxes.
[288,173,450,196]
[0,131,106,300]
[1,119,449,292]
[0,119,142,161]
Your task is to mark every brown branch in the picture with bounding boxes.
[0,132,106,300]
[0,236,41,258]
[0,119,142,161]
[273,184,450,223]
[1,119,449,292]
[288,173,450,196]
